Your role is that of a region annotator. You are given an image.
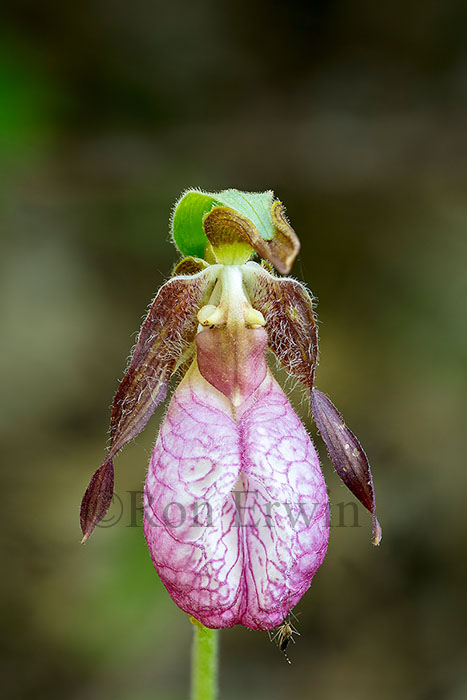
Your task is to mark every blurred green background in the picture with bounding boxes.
[1,1,467,698]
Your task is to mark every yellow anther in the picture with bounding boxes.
[244,306,265,329]
[198,268,266,330]
[197,304,226,326]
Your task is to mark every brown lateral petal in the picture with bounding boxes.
[203,203,300,274]
[80,460,114,543]
[311,389,382,546]
[242,265,318,391]
[80,266,220,541]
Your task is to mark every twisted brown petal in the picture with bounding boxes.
[242,264,318,390]
[311,389,382,546]
[80,460,114,543]
[80,266,221,542]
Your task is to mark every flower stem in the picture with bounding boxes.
[190,618,219,700]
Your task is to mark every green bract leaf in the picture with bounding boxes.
[171,188,276,258]
[212,189,275,241]
[171,191,220,258]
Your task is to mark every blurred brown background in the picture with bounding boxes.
[1,1,467,698]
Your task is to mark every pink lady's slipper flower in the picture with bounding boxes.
[80,189,381,630]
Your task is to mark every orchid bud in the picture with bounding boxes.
[80,188,381,630]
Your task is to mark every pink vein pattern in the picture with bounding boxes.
[144,364,329,629]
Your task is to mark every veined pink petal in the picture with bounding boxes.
[144,363,329,630]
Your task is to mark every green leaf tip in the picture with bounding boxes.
[170,188,300,273]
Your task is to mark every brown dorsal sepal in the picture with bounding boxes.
[203,202,300,274]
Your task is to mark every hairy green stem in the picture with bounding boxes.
[191,620,219,700]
